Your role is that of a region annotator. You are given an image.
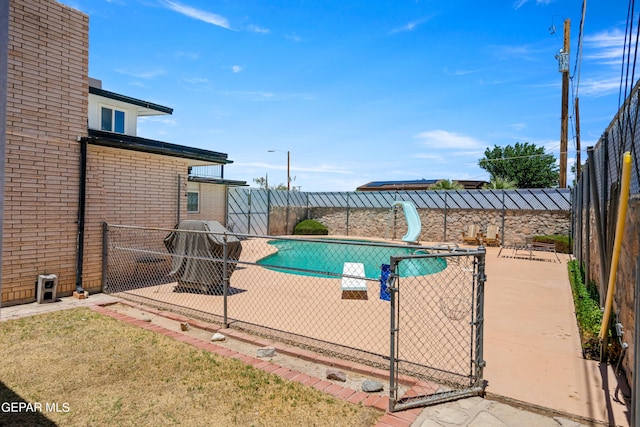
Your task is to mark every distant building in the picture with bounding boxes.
[356,179,487,191]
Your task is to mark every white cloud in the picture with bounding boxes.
[443,67,483,76]
[491,44,542,61]
[286,33,302,42]
[415,130,485,150]
[513,0,553,10]
[513,0,528,10]
[175,51,199,60]
[182,77,214,91]
[247,24,270,34]
[584,29,626,64]
[221,90,314,101]
[414,153,445,161]
[509,123,527,131]
[389,17,429,34]
[162,1,231,30]
[232,65,242,73]
[578,77,620,97]
[139,116,177,126]
[115,68,165,79]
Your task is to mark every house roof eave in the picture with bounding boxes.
[89,86,173,115]
[85,129,232,164]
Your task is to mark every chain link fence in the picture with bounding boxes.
[572,79,640,411]
[102,223,485,410]
[227,187,571,240]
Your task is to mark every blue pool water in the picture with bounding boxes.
[257,239,447,278]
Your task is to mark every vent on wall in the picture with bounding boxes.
[36,274,58,304]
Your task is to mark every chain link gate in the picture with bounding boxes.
[101,223,485,411]
[387,248,486,411]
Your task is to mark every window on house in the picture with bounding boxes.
[101,107,126,133]
[187,191,199,213]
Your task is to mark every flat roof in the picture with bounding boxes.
[86,129,232,164]
[89,86,173,115]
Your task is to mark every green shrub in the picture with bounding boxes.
[293,219,328,235]
[533,234,572,254]
[567,260,602,359]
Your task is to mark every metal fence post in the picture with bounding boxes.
[101,222,108,289]
[585,166,591,290]
[266,189,271,236]
[388,258,399,412]
[177,174,181,225]
[306,192,310,222]
[247,189,252,235]
[286,190,290,235]
[588,146,607,306]
[443,192,447,241]
[346,192,350,236]
[223,233,229,327]
[501,191,506,246]
[474,249,486,383]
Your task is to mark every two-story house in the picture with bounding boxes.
[1,0,245,306]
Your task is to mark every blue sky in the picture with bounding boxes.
[59,0,629,191]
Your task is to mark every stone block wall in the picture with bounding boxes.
[272,207,571,244]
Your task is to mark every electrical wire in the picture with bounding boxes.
[571,0,587,97]
[619,0,635,109]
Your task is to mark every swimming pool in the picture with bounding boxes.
[257,239,447,278]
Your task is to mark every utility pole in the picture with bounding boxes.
[575,97,581,182]
[558,18,570,188]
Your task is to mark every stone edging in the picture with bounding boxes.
[91,302,425,427]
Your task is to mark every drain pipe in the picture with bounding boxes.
[75,136,87,294]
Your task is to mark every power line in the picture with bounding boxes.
[619,0,635,108]
[571,0,587,97]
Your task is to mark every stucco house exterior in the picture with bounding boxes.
[0,0,244,306]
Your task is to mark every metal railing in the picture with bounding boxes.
[102,223,485,410]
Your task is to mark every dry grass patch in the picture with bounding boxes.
[0,308,382,426]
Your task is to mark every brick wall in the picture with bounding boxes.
[82,145,189,291]
[186,181,227,223]
[2,0,88,305]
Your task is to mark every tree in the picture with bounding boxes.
[430,179,463,190]
[482,176,517,189]
[478,142,559,188]
[253,177,290,191]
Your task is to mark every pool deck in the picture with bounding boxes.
[0,244,631,426]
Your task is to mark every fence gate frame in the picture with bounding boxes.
[387,248,487,412]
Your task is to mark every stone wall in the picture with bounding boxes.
[267,206,571,244]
